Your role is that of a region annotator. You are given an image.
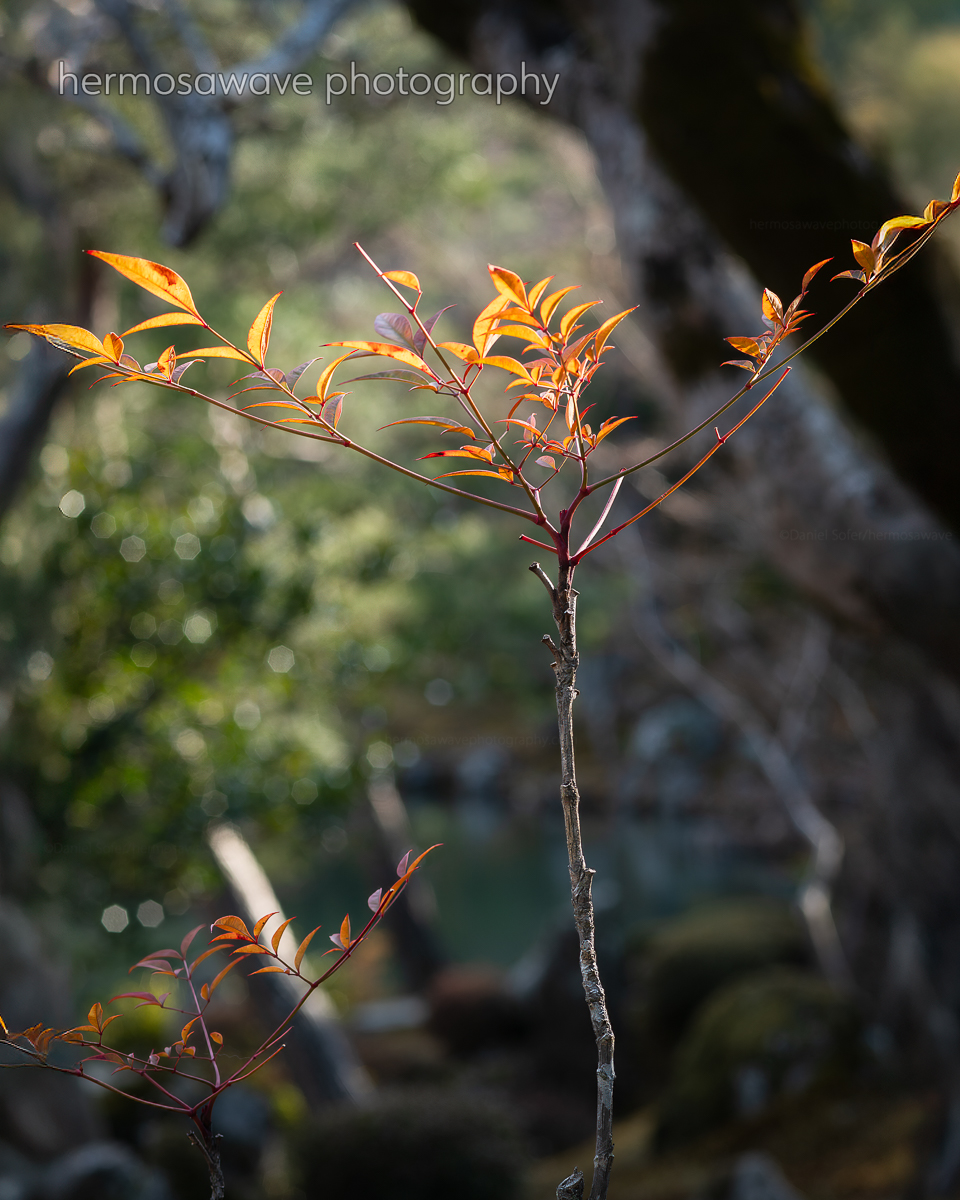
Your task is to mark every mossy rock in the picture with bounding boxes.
[656,967,860,1146]
[626,898,810,1042]
[294,1087,526,1200]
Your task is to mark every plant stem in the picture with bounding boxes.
[188,1125,225,1200]
[532,560,615,1200]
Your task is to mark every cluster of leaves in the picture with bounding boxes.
[14,172,960,586]
[0,847,436,1130]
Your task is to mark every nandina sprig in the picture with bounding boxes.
[0,846,436,1123]
[10,170,960,574]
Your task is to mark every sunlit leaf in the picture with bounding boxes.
[284,359,320,390]
[326,342,430,374]
[832,268,866,284]
[592,307,636,356]
[539,286,578,327]
[383,269,421,292]
[481,355,534,380]
[488,265,528,308]
[559,301,600,341]
[593,415,637,445]
[295,926,322,972]
[181,1018,198,1043]
[851,240,875,275]
[88,251,200,315]
[493,325,549,347]
[271,916,297,955]
[436,341,479,364]
[380,417,477,438]
[875,213,930,248]
[528,276,554,308]
[247,293,281,366]
[252,912,278,940]
[210,1032,223,1046]
[189,947,222,971]
[187,346,253,363]
[722,359,758,371]
[801,258,832,292]
[121,312,205,337]
[472,294,510,357]
[6,323,105,357]
[250,965,289,975]
[212,915,251,939]
[536,456,556,468]
[88,1003,103,1031]
[724,336,764,358]
[232,943,271,955]
[761,288,783,326]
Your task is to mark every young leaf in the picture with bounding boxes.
[210,1031,223,1046]
[801,258,832,292]
[383,269,422,292]
[396,850,412,876]
[87,252,200,316]
[250,965,289,975]
[271,916,297,955]
[539,285,579,327]
[592,307,637,356]
[412,306,455,354]
[247,293,282,366]
[761,289,783,326]
[851,240,876,275]
[314,352,363,403]
[472,294,510,357]
[187,346,253,363]
[295,926,322,972]
[326,342,430,374]
[121,312,206,337]
[252,912,278,940]
[205,958,241,997]
[536,455,557,469]
[367,888,383,913]
[593,415,638,445]
[6,323,105,357]
[373,313,416,350]
[181,924,205,957]
[435,341,480,364]
[284,359,320,390]
[339,913,352,949]
[528,276,554,308]
[380,417,477,438]
[488,265,528,309]
[559,301,601,341]
[212,915,251,939]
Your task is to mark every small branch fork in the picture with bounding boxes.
[0,847,436,1200]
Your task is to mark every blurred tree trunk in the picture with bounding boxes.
[406,0,960,1174]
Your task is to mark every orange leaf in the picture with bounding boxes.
[250,965,289,975]
[493,325,549,347]
[181,1018,198,1043]
[247,293,281,366]
[528,276,554,308]
[488,265,528,308]
[593,415,637,445]
[232,943,270,955]
[593,307,636,356]
[326,342,430,374]
[383,269,422,292]
[761,288,783,325]
[121,312,206,337]
[271,916,297,955]
[339,913,352,949]
[724,336,764,358]
[88,251,199,315]
[381,417,477,438]
[436,341,480,364]
[559,301,600,341]
[312,353,357,403]
[102,332,123,361]
[213,915,251,938]
[480,355,534,380]
[800,258,832,293]
[435,469,512,481]
[472,294,510,357]
[7,323,105,357]
[252,912,278,940]
[953,172,960,203]
[88,1003,104,1031]
[295,926,322,972]
[210,1031,223,1046]
[539,286,578,327]
[185,346,252,363]
[68,356,112,375]
[206,958,241,997]
[851,240,875,275]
